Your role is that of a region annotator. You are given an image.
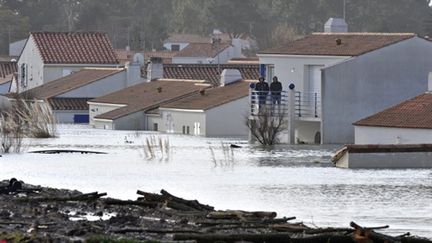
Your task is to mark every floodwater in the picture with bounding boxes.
[1,125,431,237]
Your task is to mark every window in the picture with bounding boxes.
[171,44,180,51]
[266,65,274,82]
[182,125,190,134]
[194,122,201,135]
[20,63,27,87]
[153,123,158,131]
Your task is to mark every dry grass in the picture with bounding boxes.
[142,135,170,161]
[0,98,57,153]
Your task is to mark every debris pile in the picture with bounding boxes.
[0,178,431,242]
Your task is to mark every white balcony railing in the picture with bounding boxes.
[249,90,321,119]
[295,91,321,118]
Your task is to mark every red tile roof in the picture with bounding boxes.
[353,93,432,129]
[160,81,250,111]
[20,68,124,99]
[260,33,416,56]
[47,98,90,110]
[0,61,17,78]
[175,43,231,58]
[91,80,203,120]
[163,64,259,86]
[31,32,119,64]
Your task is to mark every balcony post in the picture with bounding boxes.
[287,84,296,144]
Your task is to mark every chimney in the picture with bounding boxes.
[126,62,142,87]
[324,18,348,33]
[428,72,432,92]
[231,38,243,58]
[220,69,242,86]
[146,57,163,81]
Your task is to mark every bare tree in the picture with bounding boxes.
[246,106,288,146]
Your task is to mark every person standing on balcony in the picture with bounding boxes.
[270,76,283,105]
[270,76,283,115]
[255,76,269,109]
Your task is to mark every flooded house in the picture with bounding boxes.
[256,18,432,144]
[88,59,258,135]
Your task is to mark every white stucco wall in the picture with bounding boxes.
[257,54,349,93]
[146,114,164,131]
[355,126,432,144]
[159,109,206,135]
[88,103,126,127]
[322,37,432,144]
[206,96,249,137]
[93,119,114,129]
[58,71,127,98]
[112,111,146,130]
[18,36,44,92]
[294,120,321,144]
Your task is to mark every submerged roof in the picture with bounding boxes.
[91,80,203,120]
[163,63,259,86]
[160,81,250,111]
[21,68,124,99]
[260,33,416,56]
[31,32,119,64]
[354,93,432,129]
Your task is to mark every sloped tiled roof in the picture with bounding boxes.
[91,80,203,120]
[163,64,259,86]
[0,61,17,78]
[175,43,231,58]
[260,33,416,56]
[20,68,124,99]
[47,98,90,110]
[0,61,17,85]
[353,93,432,129]
[160,81,250,111]
[31,32,119,64]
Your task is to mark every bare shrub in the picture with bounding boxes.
[142,135,170,161]
[246,106,288,145]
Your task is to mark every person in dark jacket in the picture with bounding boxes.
[255,76,269,107]
[270,76,283,105]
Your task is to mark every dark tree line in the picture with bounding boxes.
[0,0,431,54]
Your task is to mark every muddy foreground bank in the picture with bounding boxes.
[0,179,431,243]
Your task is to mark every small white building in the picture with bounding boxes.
[16,32,120,93]
[158,74,251,137]
[172,42,243,64]
[354,92,432,145]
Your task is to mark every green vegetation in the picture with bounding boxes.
[0,0,431,53]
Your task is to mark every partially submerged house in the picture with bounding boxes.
[353,80,432,144]
[18,67,141,123]
[257,18,432,144]
[88,80,205,130]
[15,32,120,93]
[89,63,258,135]
[0,61,17,94]
[158,71,251,137]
